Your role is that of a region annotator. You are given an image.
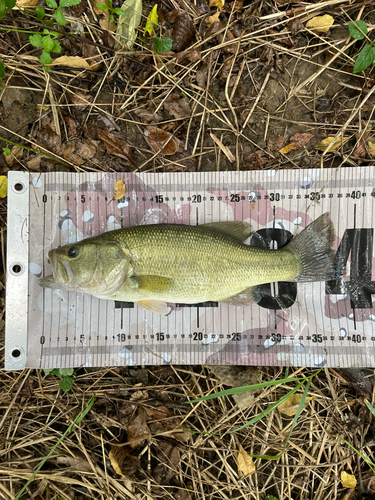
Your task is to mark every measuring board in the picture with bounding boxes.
[5,167,375,370]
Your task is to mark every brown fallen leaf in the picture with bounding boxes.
[97,130,134,163]
[169,10,195,52]
[62,142,85,166]
[209,0,225,8]
[113,176,126,200]
[206,11,221,25]
[125,407,151,448]
[36,124,61,155]
[289,132,314,148]
[109,443,139,476]
[238,445,256,477]
[3,145,24,166]
[341,471,357,489]
[268,135,287,151]
[64,115,77,138]
[152,441,181,485]
[277,394,313,416]
[144,126,182,155]
[52,56,91,70]
[164,98,192,119]
[16,0,39,6]
[27,156,42,172]
[133,108,164,123]
[306,14,334,33]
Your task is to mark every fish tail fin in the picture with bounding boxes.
[286,213,335,282]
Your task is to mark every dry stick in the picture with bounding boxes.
[240,72,270,134]
[259,0,351,20]
[0,370,31,432]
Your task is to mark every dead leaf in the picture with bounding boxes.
[209,0,225,8]
[69,91,92,107]
[113,176,126,200]
[152,441,180,484]
[237,445,256,476]
[315,136,349,152]
[64,115,77,138]
[36,124,61,155]
[52,56,91,70]
[368,141,375,156]
[289,132,314,148]
[16,0,39,6]
[133,108,164,123]
[268,135,287,151]
[244,150,276,169]
[288,18,304,34]
[125,407,151,448]
[62,142,85,166]
[279,143,299,154]
[175,48,201,63]
[109,444,136,476]
[196,64,208,88]
[77,141,96,160]
[97,130,133,163]
[27,156,42,172]
[3,145,24,166]
[206,11,221,25]
[144,126,182,155]
[277,394,313,416]
[165,148,198,171]
[164,98,192,119]
[341,471,357,489]
[170,10,195,52]
[115,0,142,50]
[306,14,334,33]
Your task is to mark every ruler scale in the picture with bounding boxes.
[5,167,375,370]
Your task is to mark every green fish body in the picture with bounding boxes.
[40,214,334,314]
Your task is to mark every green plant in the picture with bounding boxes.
[95,0,125,24]
[153,36,173,53]
[44,367,76,392]
[186,370,320,460]
[348,20,375,74]
[0,0,15,21]
[30,29,62,68]
[13,397,95,500]
[2,147,11,155]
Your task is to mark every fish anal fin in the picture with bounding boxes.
[222,286,260,306]
[200,221,252,242]
[137,300,169,315]
[131,275,173,293]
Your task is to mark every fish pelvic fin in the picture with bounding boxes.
[286,212,335,282]
[200,221,252,242]
[137,300,169,315]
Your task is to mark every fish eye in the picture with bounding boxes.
[67,247,79,258]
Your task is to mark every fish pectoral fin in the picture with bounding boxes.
[222,286,260,306]
[137,300,169,315]
[200,221,252,242]
[130,275,173,293]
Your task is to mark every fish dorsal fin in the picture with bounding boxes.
[130,275,173,293]
[137,300,169,315]
[200,221,252,242]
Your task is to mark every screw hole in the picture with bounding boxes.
[14,182,24,192]
[11,349,21,358]
[12,264,22,274]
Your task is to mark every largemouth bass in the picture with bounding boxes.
[39,213,334,314]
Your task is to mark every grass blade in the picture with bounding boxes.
[285,377,312,446]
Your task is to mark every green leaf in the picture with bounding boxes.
[52,39,62,53]
[42,19,55,26]
[5,0,15,9]
[113,7,125,14]
[40,50,53,65]
[29,34,43,47]
[59,367,74,376]
[0,60,5,79]
[59,376,74,392]
[348,20,368,40]
[46,0,58,7]
[2,147,11,155]
[353,44,373,73]
[95,2,108,9]
[365,399,375,418]
[285,378,312,446]
[44,368,59,375]
[144,4,158,36]
[153,36,172,53]
[53,7,66,25]
[42,36,54,52]
[36,6,45,19]
[60,0,81,6]
[115,0,142,50]
[0,0,6,21]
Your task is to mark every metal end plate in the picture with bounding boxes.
[5,173,29,370]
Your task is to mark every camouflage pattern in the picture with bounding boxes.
[23,167,375,368]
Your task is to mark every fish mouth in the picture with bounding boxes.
[48,251,73,285]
